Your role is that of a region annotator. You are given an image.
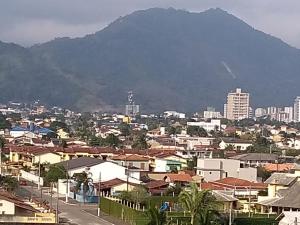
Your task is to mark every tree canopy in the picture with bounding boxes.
[179,183,219,225]
[187,126,208,137]
[44,164,67,185]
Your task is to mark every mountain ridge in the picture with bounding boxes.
[0,8,300,112]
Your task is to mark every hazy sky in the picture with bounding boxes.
[1,0,300,48]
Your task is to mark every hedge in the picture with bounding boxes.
[100,197,150,225]
[234,217,278,225]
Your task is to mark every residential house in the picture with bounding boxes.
[163,173,193,186]
[145,180,169,195]
[258,181,300,213]
[219,138,253,151]
[57,157,140,183]
[202,177,267,213]
[32,152,62,165]
[186,119,221,132]
[0,190,55,224]
[196,158,257,182]
[229,153,279,167]
[110,154,150,171]
[97,178,138,196]
[264,173,298,198]
[150,152,187,173]
[147,172,193,186]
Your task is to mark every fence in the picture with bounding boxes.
[100,196,278,225]
[100,196,149,225]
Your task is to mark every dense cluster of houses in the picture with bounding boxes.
[2,104,300,224]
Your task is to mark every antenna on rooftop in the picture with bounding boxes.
[125,90,140,116]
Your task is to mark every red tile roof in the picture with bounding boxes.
[200,182,227,190]
[145,180,169,189]
[111,154,150,161]
[264,163,295,172]
[8,145,175,156]
[95,178,138,190]
[164,173,193,183]
[205,177,267,190]
[0,190,38,212]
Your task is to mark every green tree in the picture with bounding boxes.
[119,123,131,137]
[105,134,121,148]
[179,183,219,225]
[146,206,167,225]
[0,137,5,149]
[0,114,11,129]
[167,126,182,135]
[119,186,149,205]
[44,164,67,186]
[50,121,70,133]
[224,144,235,151]
[0,136,8,162]
[187,156,197,171]
[73,171,89,194]
[89,135,105,147]
[60,139,68,148]
[187,126,208,137]
[257,166,272,182]
[0,175,18,192]
[132,133,150,150]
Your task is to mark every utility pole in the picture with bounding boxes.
[65,161,69,203]
[229,202,232,225]
[0,145,2,175]
[56,182,59,224]
[125,156,129,192]
[248,183,252,217]
[97,172,101,217]
[38,155,41,190]
[50,183,53,210]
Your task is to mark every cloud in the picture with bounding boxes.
[1,0,300,48]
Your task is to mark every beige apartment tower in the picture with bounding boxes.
[225,88,250,120]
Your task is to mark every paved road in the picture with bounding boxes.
[19,186,113,225]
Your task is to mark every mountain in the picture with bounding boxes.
[1,8,300,112]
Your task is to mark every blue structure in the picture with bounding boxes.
[11,126,54,136]
[159,202,169,212]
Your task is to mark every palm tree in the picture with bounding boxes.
[146,206,167,225]
[179,183,218,225]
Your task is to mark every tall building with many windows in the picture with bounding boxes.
[225,88,250,120]
[294,96,300,122]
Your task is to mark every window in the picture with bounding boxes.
[141,163,145,170]
[0,203,2,206]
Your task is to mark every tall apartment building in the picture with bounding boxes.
[294,97,300,122]
[225,88,250,120]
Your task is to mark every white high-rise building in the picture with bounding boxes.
[225,88,250,120]
[294,97,300,122]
